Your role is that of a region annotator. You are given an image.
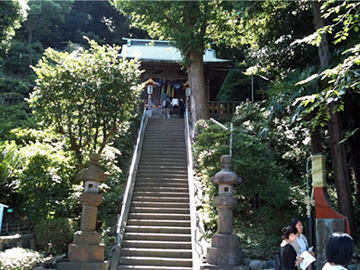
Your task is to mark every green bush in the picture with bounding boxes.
[0,247,43,270]
[34,218,76,255]
[14,136,81,222]
[193,101,311,253]
[0,76,31,96]
[0,98,35,140]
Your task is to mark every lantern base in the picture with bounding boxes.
[68,243,105,262]
[200,265,247,270]
[57,261,109,270]
[206,234,242,266]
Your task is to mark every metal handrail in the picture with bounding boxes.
[210,118,234,157]
[185,106,207,269]
[110,105,149,270]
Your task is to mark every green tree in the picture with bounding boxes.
[112,0,234,125]
[22,0,73,68]
[237,0,360,237]
[194,102,308,251]
[0,0,27,56]
[30,39,143,168]
[290,1,360,236]
[0,141,20,201]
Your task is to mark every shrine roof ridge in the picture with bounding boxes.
[120,38,231,64]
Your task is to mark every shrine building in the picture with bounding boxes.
[119,38,231,107]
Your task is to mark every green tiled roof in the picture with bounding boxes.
[119,38,231,64]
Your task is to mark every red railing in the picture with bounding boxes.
[208,101,241,116]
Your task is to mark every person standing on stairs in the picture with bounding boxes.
[179,98,185,118]
[171,96,179,115]
[163,97,171,119]
[160,91,169,115]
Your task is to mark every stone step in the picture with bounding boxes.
[139,158,187,163]
[138,162,187,167]
[128,213,190,221]
[143,138,185,142]
[145,131,184,135]
[123,233,191,242]
[141,151,186,156]
[133,191,189,198]
[132,196,189,203]
[140,154,187,159]
[135,182,188,188]
[137,168,187,173]
[130,202,190,209]
[143,137,184,141]
[126,219,190,227]
[136,173,187,179]
[146,126,184,130]
[142,143,185,147]
[147,124,185,127]
[135,178,188,183]
[121,240,192,249]
[136,178,188,183]
[130,206,190,214]
[139,160,187,165]
[143,138,184,142]
[145,134,184,136]
[120,248,192,258]
[119,256,192,268]
[125,226,191,234]
[118,265,192,270]
[134,187,189,193]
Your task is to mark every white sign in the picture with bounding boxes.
[147,85,153,94]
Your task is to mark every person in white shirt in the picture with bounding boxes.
[290,218,315,270]
[171,97,179,106]
[171,97,179,115]
[290,218,314,255]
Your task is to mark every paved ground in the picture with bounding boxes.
[148,106,183,119]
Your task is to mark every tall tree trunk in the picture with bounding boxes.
[310,126,323,155]
[188,50,209,127]
[328,102,354,227]
[305,110,323,155]
[345,93,360,207]
[24,22,33,70]
[312,1,355,236]
[312,2,330,70]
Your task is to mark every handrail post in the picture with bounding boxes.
[210,118,233,157]
[230,122,233,157]
[185,105,202,269]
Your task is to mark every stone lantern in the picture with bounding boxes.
[145,78,156,117]
[58,153,109,270]
[202,155,242,270]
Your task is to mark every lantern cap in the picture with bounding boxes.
[79,153,108,183]
[211,155,242,186]
[145,78,156,87]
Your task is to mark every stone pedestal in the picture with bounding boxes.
[58,153,109,270]
[207,234,242,266]
[311,154,350,269]
[201,155,242,269]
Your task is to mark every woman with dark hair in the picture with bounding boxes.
[290,218,309,255]
[289,218,315,261]
[280,226,304,270]
[322,232,353,270]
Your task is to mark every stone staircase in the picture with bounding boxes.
[118,118,193,270]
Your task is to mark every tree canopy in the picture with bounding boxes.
[30,39,143,168]
[111,0,235,125]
